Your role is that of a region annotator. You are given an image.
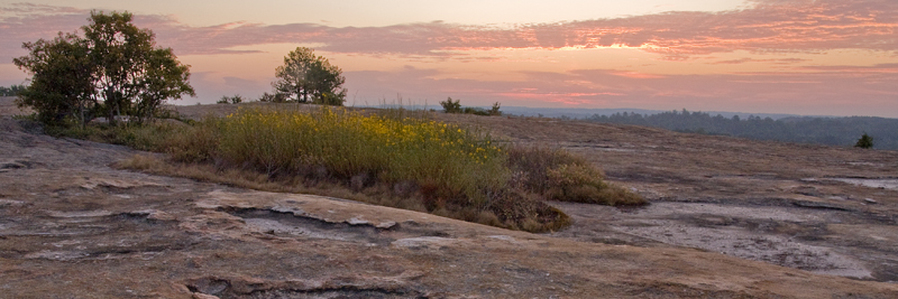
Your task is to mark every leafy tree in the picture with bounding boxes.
[855,133,874,149]
[273,47,346,105]
[83,11,194,124]
[13,32,95,126]
[134,48,194,122]
[13,11,194,126]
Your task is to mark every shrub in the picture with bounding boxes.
[160,120,218,163]
[506,145,646,206]
[855,133,873,149]
[488,102,502,116]
[440,97,502,116]
[440,97,462,113]
[258,92,288,103]
[505,145,585,193]
[217,94,243,104]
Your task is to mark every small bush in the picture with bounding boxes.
[507,145,645,206]
[505,145,586,193]
[855,133,873,149]
[49,121,177,152]
[440,97,502,116]
[258,92,287,103]
[488,102,502,116]
[440,97,462,113]
[160,120,218,163]
[218,94,243,104]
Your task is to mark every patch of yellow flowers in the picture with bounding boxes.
[215,107,505,190]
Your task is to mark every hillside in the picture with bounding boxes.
[2,98,898,298]
[589,109,898,149]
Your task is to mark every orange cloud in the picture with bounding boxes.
[5,0,896,62]
[3,2,897,117]
[337,65,898,116]
[610,71,667,79]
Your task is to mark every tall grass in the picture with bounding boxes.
[506,146,645,206]
[208,107,508,209]
[93,105,644,232]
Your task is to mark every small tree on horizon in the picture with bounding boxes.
[489,102,502,116]
[272,47,346,106]
[440,97,462,113]
[855,133,874,149]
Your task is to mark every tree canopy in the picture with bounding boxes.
[13,11,194,126]
[14,32,94,125]
[273,47,346,106]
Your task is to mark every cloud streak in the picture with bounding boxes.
[160,0,898,59]
[3,0,897,61]
[340,62,897,115]
[2,1,897,117]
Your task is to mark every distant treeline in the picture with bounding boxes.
[588,109,898,150]
[0,85,25,96]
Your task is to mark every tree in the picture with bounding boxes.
[13,32,95,126]
[13,10,194,126]
[273,47,346,105]
[489,102,502,116]
[134,47,194,123]
[440,97,462,113]
[82,11,194,124]
[855,133,874,149]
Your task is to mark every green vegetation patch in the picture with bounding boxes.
[64,105,644,232]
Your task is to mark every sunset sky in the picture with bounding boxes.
[2,0,897,117]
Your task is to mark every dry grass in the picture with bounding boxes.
[94,104,643,232]
[507,145,646,206]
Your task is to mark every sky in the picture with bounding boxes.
[1,0,897,117]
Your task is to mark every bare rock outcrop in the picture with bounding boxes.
[2,98,897,297]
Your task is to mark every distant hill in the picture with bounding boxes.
[498,106,802,121]
[499,107,664,119]
[586,109,898,150]
[370,104,896,149]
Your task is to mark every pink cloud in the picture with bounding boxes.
[4,0,897,62]
[3,2,897,117]
[800,63,898,73]
[340,65,897,116]
[711,57,810,65]
[610,71,667,79]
